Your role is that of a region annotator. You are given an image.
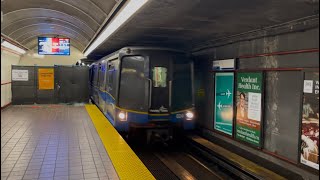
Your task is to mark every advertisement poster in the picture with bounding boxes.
[12,70,28,81]
[38,37,70,55]
[38,68,54,90]
[301,72,319,170]
[214,72,234,136]
[235,72,263,147]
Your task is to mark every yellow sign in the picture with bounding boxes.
[38,68,54,90]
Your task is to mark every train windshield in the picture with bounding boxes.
[119,56,149,112]
[171,58,193,111]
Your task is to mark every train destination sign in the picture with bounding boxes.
[235,72,263,147]
[214,72,234,136]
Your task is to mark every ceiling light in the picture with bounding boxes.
[84,0,149,56]
[1,41,26,54]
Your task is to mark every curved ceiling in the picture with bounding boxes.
[1,0,319,59]
[1,0,118,52]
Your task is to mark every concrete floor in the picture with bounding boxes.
[1,105,119,180]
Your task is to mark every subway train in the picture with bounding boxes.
[89,47,195,141]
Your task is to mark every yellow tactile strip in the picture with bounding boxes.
[85,105,155,180]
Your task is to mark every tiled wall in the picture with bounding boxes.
[1,48,21,108]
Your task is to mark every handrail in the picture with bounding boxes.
[1,81,12,85]
[169,80,172,108]
[147,78,152,108]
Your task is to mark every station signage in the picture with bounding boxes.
[212,59,235,71]
[12,69,28,81]
[300,71,319,170]
[214,72,234,136]
[235,72,263,147]
[38,68,54,90]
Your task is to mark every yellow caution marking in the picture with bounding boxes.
[85,105,155,180]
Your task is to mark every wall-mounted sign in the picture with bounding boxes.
[212,59,235,71]
[214,72,234,136]
[12,69,28,81]
[300,72,319,170]
[38,68,54,90]
[235,72,263,147]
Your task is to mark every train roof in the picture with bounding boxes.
[101,46,185,60]
[89,46,187,66]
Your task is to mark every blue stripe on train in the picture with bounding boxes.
[94,87,194,131]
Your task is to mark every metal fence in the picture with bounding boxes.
[11,65,89,104]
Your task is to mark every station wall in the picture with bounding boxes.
[19,46,84,66]
[1,48,21,108]
[193,21,319,179]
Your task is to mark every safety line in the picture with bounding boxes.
[85,105,155,180]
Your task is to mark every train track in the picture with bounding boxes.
[154,152,225,180]
[129,134,245,180]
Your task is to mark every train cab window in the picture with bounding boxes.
[108,64,114,86]
[119,56,148,111]
[107,63,117,98]
[152,67,167,87]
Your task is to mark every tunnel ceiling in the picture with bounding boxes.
[1,0,118,52]
[1,0,319,59]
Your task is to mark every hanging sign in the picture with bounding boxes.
[300,72,319,170]
[12,69,29,81]
[235,72,263,147]
[38,68,54,90]
[212,59,235,71]
[214,72,234,136]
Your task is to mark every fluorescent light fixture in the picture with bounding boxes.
[84,0,149,56]
[1,40,26,54]
[33,53,44,59]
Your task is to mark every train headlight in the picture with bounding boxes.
[186,112,194,120]
[118,112,127,121]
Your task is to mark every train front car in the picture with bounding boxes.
[90,47,195,143]
[118,47,195,142]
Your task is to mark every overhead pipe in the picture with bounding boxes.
[238,48,319,59]
[1,33,29,51]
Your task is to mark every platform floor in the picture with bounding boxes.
[1,105,119,180]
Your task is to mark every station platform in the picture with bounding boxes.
[1,104,154,180]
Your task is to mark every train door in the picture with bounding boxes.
[105,59,119,122]
[98,63,107,112]
[97,63,103,110]
[92,64,99,105]
[149,54,172,116]
[89,66,94,100]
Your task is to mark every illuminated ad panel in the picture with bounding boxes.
[38,37,70,55]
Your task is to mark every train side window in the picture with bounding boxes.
[107,64,115,92]
[152,67,167,87]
